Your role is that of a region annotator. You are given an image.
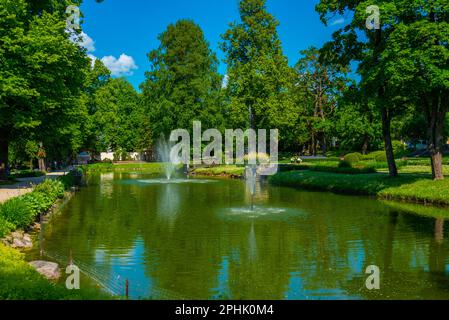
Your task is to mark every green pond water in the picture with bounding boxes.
[28,172,449,300]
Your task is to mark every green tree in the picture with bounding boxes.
[316,0,449,179]
[334,85,382,154]
[92,78,142,152]
[141,20,223,138]
[221,0,297,136]
[381,6,449,179]
[0,0,90,178]
[294,47,350,155]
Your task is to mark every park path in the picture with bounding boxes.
[0,170,68,203]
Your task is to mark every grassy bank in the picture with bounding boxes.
[269,170,449,206]
[0,179,68,238]
[0,170,110,300]
[0,243,110,300]
[190,165,245,177]
[81,162,167,173]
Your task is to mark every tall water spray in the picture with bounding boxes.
[156,137,176,180]
[245,165,257,211]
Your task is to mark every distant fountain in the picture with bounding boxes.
[156,136,176,180]
[245,165,257,211]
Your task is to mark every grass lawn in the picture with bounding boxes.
[0,243,111,300]
[191,165,245,177]
[269,170,449,206]
[82,162,167,173]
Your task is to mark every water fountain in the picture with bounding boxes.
[218,163,304,220]
[156,136,176,180]
[125,136,216,185]
[245,165,257,211]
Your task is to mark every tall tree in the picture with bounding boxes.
[221,0,297,134]
[141,20,223,138]
[295,47,350,156]
[92,78,142,152]
[0,0,90,178]
[316,0,399,176]
[381,4,449,180]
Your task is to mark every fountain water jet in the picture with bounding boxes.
[156,136,176,180]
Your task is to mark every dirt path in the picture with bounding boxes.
[0,171,67,203]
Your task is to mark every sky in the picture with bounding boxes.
[80,0,348,90]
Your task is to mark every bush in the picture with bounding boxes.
[0,198,33,229]
[338,160,352,168]
[375,152,387,162]
[10,170,45,179]
[0,216,14,238]
[392,140,408,157]
[21,192,53,217]
[344,152,362,164]
[0,178,68,234]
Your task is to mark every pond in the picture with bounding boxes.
[28,172,449,300]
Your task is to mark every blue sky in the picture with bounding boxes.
[80,0,347,89]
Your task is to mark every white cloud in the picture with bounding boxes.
[87,54,97,67]
[80,32,96,52]
[101,54,138,77]
[330,18,345,26]
[221,74,229,88]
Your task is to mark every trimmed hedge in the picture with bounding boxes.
[10,170,46,179]
[344,152,363,163]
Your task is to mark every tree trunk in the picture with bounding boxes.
[321,135,327,157]
[427,94,446,180]
[361,135,369,155]
[381,106,398,177]
[374,28,397,178]
[0,133,9,180]
[311,133,317,156]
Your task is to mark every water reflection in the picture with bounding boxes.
[27,173,449,300]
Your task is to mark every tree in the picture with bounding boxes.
[382,7,449,180]
[316,0,400,176]
[334,85,382,154]
[92,78,141,152]
[221,0,297,136]
[141,20,223,139]
[294,47,350,155]
[316,0,449,179]
[0,0,90,178]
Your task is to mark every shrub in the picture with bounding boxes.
[21,192,53,217]
[0,216,14,238]
[0,198,33,229]
[344,152,362,164]
[10,170,45,179]
[338,160,352,168]
[392,140,408,157]
[35,179,65,199]
[375,152,387,162]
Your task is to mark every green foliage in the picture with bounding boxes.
[338,160,352,168]
[221,0,296,144]
[270,170,449,205]
[344,152,362,163]
[0,198,32,230]
[0,216,14,238]
[0,179,66,234]
[141,20,223,139]
[92,78,143,152]
[0,243,111,300]
[10,170,45,178]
